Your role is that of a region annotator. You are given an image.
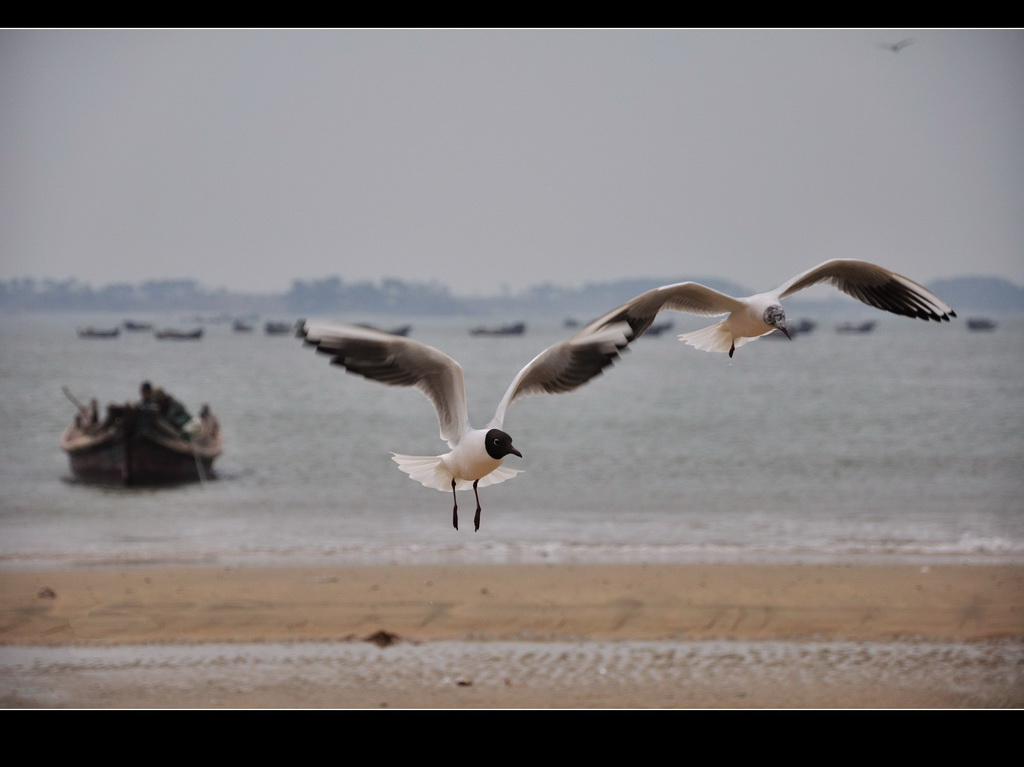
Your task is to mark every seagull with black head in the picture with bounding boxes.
[298,316,644,531]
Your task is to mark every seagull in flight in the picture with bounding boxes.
[878,38,915,53]
[587,259,956,359]
[298,317,639,531]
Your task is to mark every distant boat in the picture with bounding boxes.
[835,320,876,334]
[967,318,997,332]
[77,327,120,339]
[154,327,203,340]
[644,320,675,337]
[232,319,254,332]
[764,318,816,340]
[122,320,153,331]
[469,321,526,336]
[265,321,295,335]
[354,323,412,337]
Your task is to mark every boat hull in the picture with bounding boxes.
[61,405,221,486]
[469,322,526,336]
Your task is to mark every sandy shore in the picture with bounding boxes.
[1,562,1022,708]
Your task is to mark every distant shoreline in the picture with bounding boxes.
[1,274,1021,316]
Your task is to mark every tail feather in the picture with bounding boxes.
[678,323,761,354]
[391,453,522,492]
[677,322,734,354]
[391,453,449,491]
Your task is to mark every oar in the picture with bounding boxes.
[191,443,209,487]
[61,386,91,419]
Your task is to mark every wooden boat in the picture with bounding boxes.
[644,320,675,337]
[264,321,295,335]
[967,317,996,331]
[354,323,412,337]
[469,322,526,336]
[77,327,120,339]
[835,320,876,334]
[764,318,816,340]
[154,327,203,340]
[61,398,222,486]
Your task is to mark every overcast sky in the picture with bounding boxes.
[2,29,1021,296]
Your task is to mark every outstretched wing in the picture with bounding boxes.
[299,321,469,447]
[578,282,744,341]
[486,280,752,427]
[775,260,956,322]
[488,321,635,429]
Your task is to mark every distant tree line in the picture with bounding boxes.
[0,278,245,312]
[283,277,460,314]
[0,276,462,315]
[1,274,1020,315]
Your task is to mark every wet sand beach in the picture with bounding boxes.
[2,562,1022,708]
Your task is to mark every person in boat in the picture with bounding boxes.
[152,386,194,434]
[139,380,155,407]
[198,404,219,439]
[75,398,100,431]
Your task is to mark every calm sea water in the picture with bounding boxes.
[2,309,1022,568]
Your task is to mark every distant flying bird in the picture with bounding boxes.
[878,38,915,53]
[298,317,641,531]
[585,260,956,359]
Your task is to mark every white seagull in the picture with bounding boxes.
[298,318,641,531]
[586,259,956,358]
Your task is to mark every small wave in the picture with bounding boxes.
[3,535,1021,570]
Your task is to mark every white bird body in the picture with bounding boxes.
[677,290,777,354]
[299,319,637,530]
[589,259,955,358]
[438,429,502,487]
[392,429,522,493]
